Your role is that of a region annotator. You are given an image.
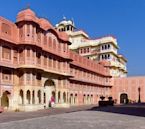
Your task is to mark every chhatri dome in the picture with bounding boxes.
[56,16,75,32]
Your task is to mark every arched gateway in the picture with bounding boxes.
[1,91,10,108]
[120,93,128,104]
[44,79,55,107]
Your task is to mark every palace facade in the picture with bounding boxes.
[56,19,127,77]
[0,9,112,111]
[0,8,145,111]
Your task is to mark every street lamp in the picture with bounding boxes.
[138,87,141,103]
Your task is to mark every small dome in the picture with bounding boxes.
[16,8,36,23]
[67,20,73,24]
[17,8,35,17]
[60,20,68,25]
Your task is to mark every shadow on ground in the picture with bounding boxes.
[88,103,145,117]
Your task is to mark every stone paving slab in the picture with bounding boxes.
[0,105,95,123]
[0,111,145,129]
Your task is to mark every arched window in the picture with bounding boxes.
[108,44,110,49]
[67,25,69,31]
[26,90,31,104]
[53,39,56,49]
[26,48,31,58]
[49,37,52,48]
[87,47,89,52]
[105,45,107,49]
[105,55,107,59]
[84,48,86,53]
[27,24,30,37]
[108,54,110,59]
[102,55,104,60]
[44,35,47,45]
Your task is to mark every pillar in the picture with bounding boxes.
[23,91,27,105]
[41,90,44,104]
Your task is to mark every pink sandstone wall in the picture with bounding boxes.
[112,76,145,104]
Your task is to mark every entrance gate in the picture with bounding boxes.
[120,93,128,104]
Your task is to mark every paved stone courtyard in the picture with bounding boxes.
[0,109,145,129]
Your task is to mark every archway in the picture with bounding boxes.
[26,90,31,104]
[70,93,73,105]
[75,94,77,104]
[19,90,24,104]
[32,90,35,104]
[63,92,66,103]
[58,91,61,103]
[120,93,128,104]
[1,91,10,107]
[38,90,41,104]
[44,79,55,107]
[83,94,86,104]
[91,95,93,104]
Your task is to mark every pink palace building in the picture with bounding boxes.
[0,8,145,111]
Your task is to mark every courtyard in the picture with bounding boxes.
[0,105,145,129]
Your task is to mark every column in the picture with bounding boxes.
[55,90,58,104]
[30,90,33,105]
[41,90,44,104]
[60,91,63,103]
[23,91,27,105]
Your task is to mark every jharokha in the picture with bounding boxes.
[0,9,145,111]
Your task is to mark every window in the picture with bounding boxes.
[27,25,30,36]
[36,52,41,64]
[44,35,47,45]
[2,69,12,81]
[2,46,11,60]
[80,49,82,53]
[49,37,52,48]
[87,48,89,52]
[102,55,104,60]
[105,45,107,49]
[19,27,23,38]
[102,46,104,50]
[67,25,69,31]
[13,50,18,63]
[108,54,110,59]
[53,39,56,49]
[108,44,110,49]
[27,48,31,57]
[84,48,86,53]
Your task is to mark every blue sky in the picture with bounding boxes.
[0,0,145,76]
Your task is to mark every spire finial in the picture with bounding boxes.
[63,15,66,20]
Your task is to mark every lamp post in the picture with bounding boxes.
[138,87,141,103]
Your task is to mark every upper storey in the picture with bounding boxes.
[0,9,71,59]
